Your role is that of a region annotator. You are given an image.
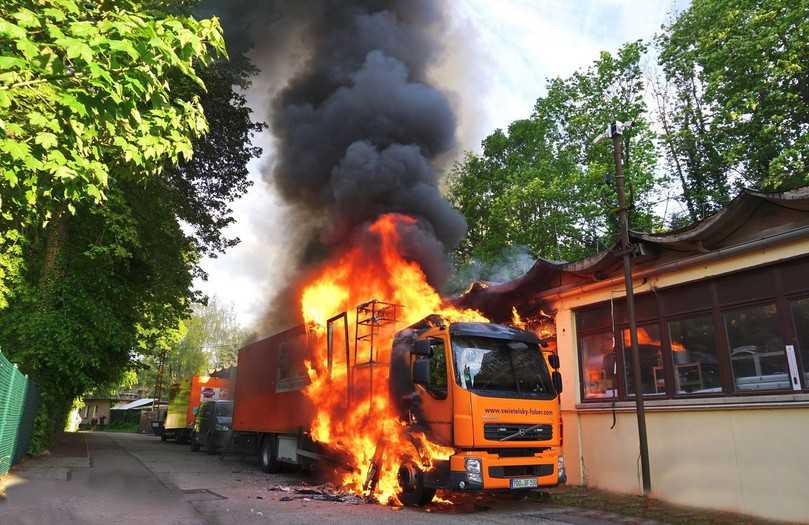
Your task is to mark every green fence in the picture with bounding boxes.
[0,350,39,475]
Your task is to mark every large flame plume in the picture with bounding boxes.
[299,213,484,504]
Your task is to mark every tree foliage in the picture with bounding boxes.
[135,298,250,396]
[655,0,809,221]
[0,0,224,220]
[0,1,262,451]
[448,41,660,266]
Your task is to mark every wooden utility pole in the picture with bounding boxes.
[595,121,652,495]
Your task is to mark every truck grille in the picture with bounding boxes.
[489,464,554,478]
[484,423,552,441]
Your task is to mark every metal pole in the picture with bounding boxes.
[611,128,652,495]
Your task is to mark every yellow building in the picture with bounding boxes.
[460,188,809,523]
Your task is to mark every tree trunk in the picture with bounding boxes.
[39,211,69,288]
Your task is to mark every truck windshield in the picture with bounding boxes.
[216,402,233,417]
[451,336,554,398]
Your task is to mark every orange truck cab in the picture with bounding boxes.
[390,316,564,504]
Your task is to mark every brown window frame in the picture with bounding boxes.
[574,256,809,402]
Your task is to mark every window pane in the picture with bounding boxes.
[791,298,809,384]
[668,315,722,394]
[622,325,666,396]
[580,332,617,399]
[429,338,448,391]
[723,303,788,391]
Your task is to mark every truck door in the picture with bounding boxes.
[414,336,453,445]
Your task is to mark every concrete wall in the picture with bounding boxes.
[546,238,809,523]
[562,406,809,523]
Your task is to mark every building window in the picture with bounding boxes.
[723,303,789,391]
[668,315,722,394]
[791,297,809,384]
[580,332,617,399]
[621,325,666,396]
[574,257,809,402]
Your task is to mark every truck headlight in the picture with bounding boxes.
[465,457,482,484]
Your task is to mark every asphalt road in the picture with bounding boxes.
[1,432,651,525]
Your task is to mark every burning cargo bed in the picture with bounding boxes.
[231,325,320,468]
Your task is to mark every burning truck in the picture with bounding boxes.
[226,215,565,506]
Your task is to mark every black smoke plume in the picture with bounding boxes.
[201,1,466,327]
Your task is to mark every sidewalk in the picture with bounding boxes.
[0,432,205,525]
[9,432,90,482]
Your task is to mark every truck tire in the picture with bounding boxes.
[398,463,436,506]
[190,432,200,452]
[160,431,167,442]
[259,434,281,473]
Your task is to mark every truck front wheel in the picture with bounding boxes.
[398,463,435,506]
[259,434,281,473]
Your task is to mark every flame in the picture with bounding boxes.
[511,306,525,329]
[298,213,486,505]
[624,326,686,352]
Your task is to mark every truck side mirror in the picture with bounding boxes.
[548,353,560,369]
[412,358,430,385]
[411,339,431,357]
[552,371,563,395]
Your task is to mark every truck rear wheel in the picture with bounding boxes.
[259,434,281,473]
[398,463,435,507]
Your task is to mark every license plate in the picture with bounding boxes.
[510,478,538,489]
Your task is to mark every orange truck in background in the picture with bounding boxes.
[162,372,232,443]
[229,302,564,505]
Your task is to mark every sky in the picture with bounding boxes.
[195,0,690,329]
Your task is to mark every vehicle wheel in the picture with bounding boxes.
[398,463,436,506]
[190,433,200,452]
[259,434,281,473]
[160,432,167,442]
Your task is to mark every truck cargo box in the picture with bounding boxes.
[163,373,232,442]
[188,375,231,428]
[232,325,316,434]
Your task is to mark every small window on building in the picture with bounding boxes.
[622,325,666,396]
[790,297,809,385]
[580,332,617,399]
[668,315,722,394]
[723,303,789,391]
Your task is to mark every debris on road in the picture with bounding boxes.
[269,484,364,505]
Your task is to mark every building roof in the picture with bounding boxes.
[455,187,809,321]
[111,398,158,411]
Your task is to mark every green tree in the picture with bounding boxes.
[134,298,249,396]
[0,0,225,307]
[656,0,809,203]
[448,41,660,267]
[0,2,263,451]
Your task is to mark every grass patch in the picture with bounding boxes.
[541,485,791,525]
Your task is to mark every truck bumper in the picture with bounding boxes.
[442,449,563,491]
